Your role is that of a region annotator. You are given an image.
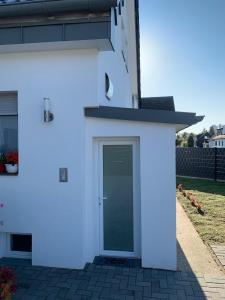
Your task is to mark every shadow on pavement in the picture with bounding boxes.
[1,251,221,299]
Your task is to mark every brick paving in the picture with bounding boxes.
[1,258,225,300]
[211,245,225,270]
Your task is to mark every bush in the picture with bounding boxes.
[0,267,16,300]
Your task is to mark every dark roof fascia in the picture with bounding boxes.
[134,0,141,104]
[0,0,117,18]
[84,106,204,128]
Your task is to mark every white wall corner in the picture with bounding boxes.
[140,128,177,271]
[0,233,6,258]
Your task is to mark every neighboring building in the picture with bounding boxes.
[0,0,203,271]
[208,125,225,148]
[217,125,225,135]
[209,135,225,148]
[203,138,210,148]
[196,132,210,148]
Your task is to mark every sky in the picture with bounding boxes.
[139,0,225,133]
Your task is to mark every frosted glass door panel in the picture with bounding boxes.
[103,145,134,252]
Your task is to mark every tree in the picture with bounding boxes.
[176,135,182,147]
[187,134,194,147]
[182,132,188,140]
[209,125,216,137]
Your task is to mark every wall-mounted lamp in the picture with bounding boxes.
[44,97,54,123]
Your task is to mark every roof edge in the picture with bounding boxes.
[211,135,225,140]
[84,106,204,131]
[0,0,117,18]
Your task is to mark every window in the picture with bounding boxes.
[105,73,114,100]
[0,92,18,174]
[3,232,32,259]
[4,233,32,259]
[10,234,32,253]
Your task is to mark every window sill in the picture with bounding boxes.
[0,173,18,176]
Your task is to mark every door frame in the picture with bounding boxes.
[97,138,140,258]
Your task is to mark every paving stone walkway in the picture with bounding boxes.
[1,257,225,300]
[211,245,225,270]
[176,201,225,276]
[0,202,224,299]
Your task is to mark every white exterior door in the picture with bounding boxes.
[98,140,140,258]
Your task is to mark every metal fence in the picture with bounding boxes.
[176,148,225,181]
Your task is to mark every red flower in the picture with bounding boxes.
[0,267,15,282]
[5,152,18,165]
[10,284,16,294]
[0,267,16,298]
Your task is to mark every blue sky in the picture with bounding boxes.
[139,0,225,133]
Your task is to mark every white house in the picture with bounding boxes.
[0,0,203,271]
[209,135,225,148]
[208,125,225,148]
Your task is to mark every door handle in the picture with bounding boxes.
[98,196,108,206]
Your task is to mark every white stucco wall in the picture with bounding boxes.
[84,118,177,271]
[0,1,176,271]
[0,49,99,269]
[97,2,138,108]
[97,50,132,107]
[0,49,177,270]
[0,40,139,268]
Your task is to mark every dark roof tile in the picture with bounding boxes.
[140,97,175,111]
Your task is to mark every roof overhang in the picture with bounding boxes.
[84,106,204,133]
[211,135,225,141]
[0,0,117,18]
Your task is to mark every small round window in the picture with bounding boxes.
[105,73,114,100]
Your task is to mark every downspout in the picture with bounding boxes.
[134,0,142,108]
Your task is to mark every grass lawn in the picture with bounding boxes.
[176,176,225,246]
